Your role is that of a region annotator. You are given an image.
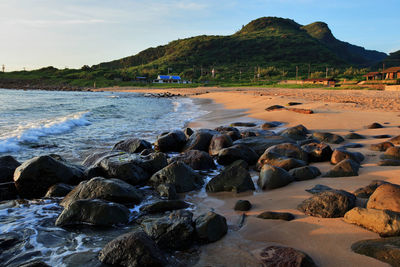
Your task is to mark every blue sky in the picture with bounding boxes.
[1,0,399,71]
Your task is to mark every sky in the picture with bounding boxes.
[0,0,399,71]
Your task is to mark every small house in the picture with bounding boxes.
[153,75,182,84]
[363,71,383,81]
[382,67,400,80]
[302,78,336,87]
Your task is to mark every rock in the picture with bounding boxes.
[140,200,189,214]
[298,190,356,218]
[381,146,400,160]
[55,199,130,227]
[154,130,187,152]
[0,182,17,201]
[18,260,51,267]
[261,121,281,129]
[156,184,177,200]
[112,138,152,153]
[265,105,285,111]
[323,159,360,177]
[345,133,366,139]
[217,144,259,166]
[367,183,400,212]
[214,126,241,141]
[206,160,255,193]
[230,122,257,127]
[169,150,215,170]
[353,180,389,198]
[330,149,364,164]
[289,166,321,181]
[82,151,121,168]
[312,132,344,144]
[366,122,383,129]
[339,143,364,149]
[344,207,400,237]
[98,230,167,267]
[256,151,307,171]
[182,130,215,152]
[373,134,391,139]
[195,211,228,243]
[301,142,333,162]
[287,108,314,114]
[13,155,84,199]
[389,135,400,145]
[369,141,394,151]
[257,211,295,221]
[183,127,194,138]
[280,125,309,141]
[233,136,293,156]
[305,184,333,194]
[141,210,194,250]
[259,246,317,267]
[287,102,302,106]
[264,143,308,162]
[258,165,294,190]
[234,200,252,211]
[0,156,20,183]
[208,134,233,156]
[149,162,203,193]
[378,159,400,166]
[351,237,400,266]
[45,183,74,198]
[140,148,155,156]
[60,177,142,207]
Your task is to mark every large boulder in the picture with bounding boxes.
[389,135,400,145]
[301,142,333,162]
[141,210,194,250]
[345,133,366,139]
[13,155,84,199]
[258,164,294,190]
[323,159,360,177]
[264,143,308,162]
[256,151,307,171]
[257,211,295,221]
[209,134,233,156]
[154,130,187,152]
[60,177,142,207]
[344,207,400,237]
[298,190,356,218]
[312,132,344,144]
[217,144,259,166]
[181,129,216,152]
[366,122,383,129]
[351,237,400,266]
[289,166,321,181]
[206,160,255,193]
[367,183,400,212]
[234,200,252,211]
[169,150,215,170]
[369,142,394,152]
[330,149,364,165]
[0,156,20,183]
[98,230,167,267]
[214,126,241,141]
[195,211,228,243]
[112,138,152,154]
[233,136,293,156]
[378,159,400,166]
[45,183,74,198]
[353,180,389,198]
[140,200,189,214]
[381,146,400,160]
[280,125,309,141]
[259,246,317,267]
[55,199,130,227]
[149,162,203,193]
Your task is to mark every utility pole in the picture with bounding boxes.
[239,69,242,81]
[1,64,4,72]
[211,67,215,78]
[308,64,311,79]
[168,68,172,75]
[326,66,328,78]
[296,66,298,83]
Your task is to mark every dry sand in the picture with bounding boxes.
[100,86,400,266]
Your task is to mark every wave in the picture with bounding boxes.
[0,111,91,153]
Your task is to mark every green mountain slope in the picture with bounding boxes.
[382,50,400,68]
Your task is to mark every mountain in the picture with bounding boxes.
[382,50,400,68]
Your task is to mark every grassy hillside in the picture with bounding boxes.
[382,50,400,68]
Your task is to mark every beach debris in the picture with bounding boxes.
[351,236,400,266]
[305,184,333,194]
[378,159,400,166]
[209,134,233,156]
[154,130,187,152]
[112,138,152,154]
[330,149,364,165]
[289,166,321,181]
[312,132,345,144]
[195,211,228,243]
[323,159,360,177]
[366,122,384,129]
[367,183,400,212]
[369,141,394,151]
[287,102,302,106]
[265,105,285,111]
[169,150,216,170]
[234,200,252,211]
[217,144,258,166]
[258,164,294,190]
[182,129,216,152]
[353,180,389,198]
[287,108,314,114]
[280,124,309,141]
[45,183,74,198]
[380,146,400,160]
[259,246,317,267]
[301,142,333,162]
[256,211,295,221]
[140,200,189,214]
[345,132,366,139]
[230,122,257,127]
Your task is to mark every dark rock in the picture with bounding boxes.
[298,190,356,218]
[140,200,189,213]
[378,159,400,166]
[234,200,252,211]
[353,180,389,198]
[217,144,259,166]
[305,184,333,194]
[240,131,257,138]
[301,142,333,162]
[182,130,215,152]
[389,135,400,145]
[156,184,178,200]
[0,182,17,201]
[257,211,295,221]
[18,260,50,267]
[323,159,360,177]
[214,126,241,141]
[258,164,294,190]
[0,156,20,183]
[330,149,364,164]
[112,138,152,153]
[257,151,307,171]
[233,136,293,156]
[351,237,400,266]
[81,151,120,168]
[149,162,203,193]
[369,141,394,151]
[169,150,215,170]
[13,155,84,199]
[195,211,228,243]
[297,138,320,146]
[259,246,317,267]
[287,102,302,106]
[380,146,400,160]
[154,130,187,152]
[140,148,155,156]
[55,199,130,226]
[264,142,308,162]
[287,108,314,114]
[206,160,255,193]
[208,134,233,156]
[261,121,281,129]
[230,122,257,127]
[98,230,167,267]
[373,134,392,139]
[338,143,364,149]
[141,210,194,250]
[280,125,309,141]
[60,177,142,207]
[44,183,74,198]
[367,183,400,212]
[366,122,383,129]
[345,133,366,139]
[289,166,321,181]
[183,127,194,138]
[265,105,285,111]
[312,132,344,144]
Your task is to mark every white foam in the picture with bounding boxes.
[0,111,91,153]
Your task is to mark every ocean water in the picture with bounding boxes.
[0,89,208,163]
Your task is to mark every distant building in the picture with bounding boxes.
[382,67,400,80]
[363,71,383,81]
[153,75,190,84]
[302,78,336,87]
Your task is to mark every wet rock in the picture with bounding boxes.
[353,180,389,198]
[344,207,400,237]
[154,130,187,152]
[345,133,366,139]
[264,143,308,162]
[98,230,167,267]
[287,108,313,114]
[233,136,293,156]
[287,102,302,106]
[297,139,320,146]
[257,211,294,221]
[169,150,215,170]
[265,105,285,111]
[259,246,317,267]
[234,200,252,211]
[55,199,130,227]
[389,135,400,145]
[261,121,281,129]
[312,132,344,144]
[156,184,177,200]
[330,149,364,164]
[45,183,74,198]
[258,164,294,190]
[280,124,309,141]
[183,127,194,138]
[240,131,257,138]
[339,143,364,149]
[230,122,257,127]
[13,155,84,199]
[208,134,233,156]
[141,210,194,250]
[18,260,51,267]
[301,142,333,162]
[82,151,122,168]
[112,138,152,154]
[323,159,360,177]
[373,134,391,139]
[256,152,307,171]
[195,211,228,243]
[369,141,394,152]
[140,200,189,214]
[214,126,241,141]
[206,160,254,193]
[298,190,356,218]
[366,122,383,129]
[149,162,203,193]
[0,182,17,201]
[217,144,259,166]
[351,237,400,266]
[0,156,20,183]
[378,159,400,166]
[367,183,400,212]
[305,184,333,194]
[60,177,142,207]
[182,130,215,152]
[289,166,321,181]
[381,146,400,160]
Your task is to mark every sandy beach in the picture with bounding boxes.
[95,86,400,266]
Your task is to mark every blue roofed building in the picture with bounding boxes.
[153,75,190,84]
